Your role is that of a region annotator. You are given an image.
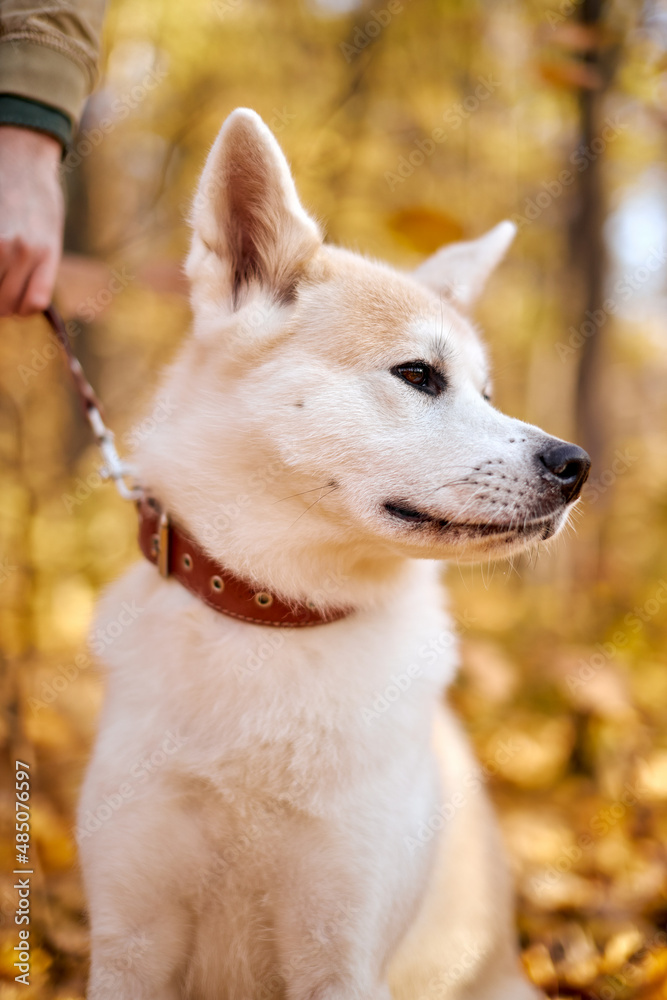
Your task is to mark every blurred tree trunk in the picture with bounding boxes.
[571,0,619,475]
[571,0,606,473]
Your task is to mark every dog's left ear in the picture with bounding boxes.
[188,108,321,306]
[413,221,516,309]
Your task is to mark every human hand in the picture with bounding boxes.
[0,126,64,316]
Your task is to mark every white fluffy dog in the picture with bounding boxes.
[78,108,589,1000]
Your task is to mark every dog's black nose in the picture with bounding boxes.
[538,442,591,502]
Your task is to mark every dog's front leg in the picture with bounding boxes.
[281,968,392,1000]
[79,770,203,1000]
[269,829,401,1000]
[276,922,394,1000]
[300,980,393,1000]
[388,702,542,1000]
[87,923,185,1000]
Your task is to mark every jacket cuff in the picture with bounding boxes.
[0,39,89,129]
[0,94,71,149]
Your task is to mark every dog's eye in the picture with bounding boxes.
[483,391,492,403]
[391,362,444,397]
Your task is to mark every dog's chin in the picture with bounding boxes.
[381,501,570,562]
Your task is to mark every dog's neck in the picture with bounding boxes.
[137,447,411,614]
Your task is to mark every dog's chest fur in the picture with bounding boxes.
[82,559,456,995]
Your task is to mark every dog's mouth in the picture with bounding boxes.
[383,500,561,542]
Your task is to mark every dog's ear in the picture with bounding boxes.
[188,108,321,306]
[413,221,516,309]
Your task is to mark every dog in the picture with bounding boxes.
[77,108,590,1000]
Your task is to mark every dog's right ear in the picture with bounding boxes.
[187,108,321,308]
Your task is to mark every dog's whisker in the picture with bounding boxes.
[447,485,489,520]
[454,555,469,592]
[434,476,477,492]
[273,484,337,504]
[286,486,339,528]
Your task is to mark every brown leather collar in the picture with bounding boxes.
[137,497,352,627]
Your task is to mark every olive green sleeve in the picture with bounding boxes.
[0,93,71,145]
[0,0,107,131]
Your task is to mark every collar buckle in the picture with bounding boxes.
[157,511,170,577]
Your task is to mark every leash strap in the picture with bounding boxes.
[43,306,142,501]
